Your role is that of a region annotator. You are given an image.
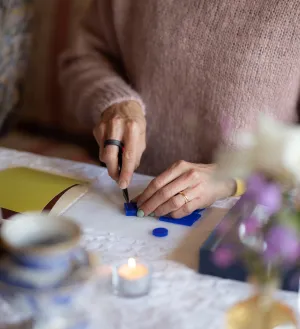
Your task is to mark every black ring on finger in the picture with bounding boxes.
[104,139,124,148]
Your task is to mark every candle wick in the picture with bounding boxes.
[128,258,136,268]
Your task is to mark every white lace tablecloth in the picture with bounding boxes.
[0,148,298,328]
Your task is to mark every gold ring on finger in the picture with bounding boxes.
[179,191,190,204]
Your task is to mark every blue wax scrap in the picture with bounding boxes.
[124,202,138,216]
[152,227,168,237]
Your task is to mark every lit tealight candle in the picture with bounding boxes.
[112,258,151,298]
[118,258,148,279]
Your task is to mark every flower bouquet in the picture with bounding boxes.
[213,116,300,329]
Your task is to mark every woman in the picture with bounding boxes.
[60,0,300,218]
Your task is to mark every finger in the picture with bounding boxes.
[154,188,194,217]
[137,160,189,207]
[138,170,196,216]
[102,122,123,181]
[119,122,140,189]
[134,139,145,169]
[170,184,214,218]
[130,194,141,203]
[93,123,106,162]
[170,198,202,219]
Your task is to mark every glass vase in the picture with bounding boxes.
[226,277,297,329]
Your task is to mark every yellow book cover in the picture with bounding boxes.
[0,167,89,218]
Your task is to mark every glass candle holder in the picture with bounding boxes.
[112,258,152,298]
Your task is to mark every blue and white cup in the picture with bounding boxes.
[0,212,85,290]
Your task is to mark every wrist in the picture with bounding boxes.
[225,178,237,197]
[231,178,246,197]
[212,163,245,198]
[104,100,145,117]
[215,178,244,200]
[96,100,146,128]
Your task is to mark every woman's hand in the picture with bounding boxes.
[93,101,146,189]
[135,161,235,218]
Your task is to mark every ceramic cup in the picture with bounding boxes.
[0,212,85,289]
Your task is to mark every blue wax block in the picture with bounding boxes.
[194,208,206,214]
[124,202,138,216]
[159,212,202,227]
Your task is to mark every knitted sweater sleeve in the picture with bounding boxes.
[59,0,145,127]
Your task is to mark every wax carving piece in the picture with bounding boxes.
[124,203,138,216]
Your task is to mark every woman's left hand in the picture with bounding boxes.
[135,161,235,218]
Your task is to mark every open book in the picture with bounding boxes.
[0,167,89,219]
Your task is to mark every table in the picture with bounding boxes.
[0,148,298,329]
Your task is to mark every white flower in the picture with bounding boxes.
[215,115,300,185]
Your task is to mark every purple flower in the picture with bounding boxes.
[264,225,300,264]
[256,182,282,215]
[246,173,266,196]
[212,245,236,268]
[245,173,282,215]
[241,216,260,235]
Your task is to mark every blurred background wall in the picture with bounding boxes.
[0,0,98,164]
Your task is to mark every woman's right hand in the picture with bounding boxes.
[93,101,146,189]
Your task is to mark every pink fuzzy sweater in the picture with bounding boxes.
[60,0,300,176]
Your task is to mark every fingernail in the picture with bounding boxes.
[119,180,127,189]
[137,209,145,218]
[149,212,155,217]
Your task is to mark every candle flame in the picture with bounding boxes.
[128,258,136,268]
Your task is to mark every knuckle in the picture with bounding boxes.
[193,195,202,203]
[159,187,172,200]
[174,160,187,169]
[170,197,182,209]
[187,169,201,180]
[124,149,135,161]
[157,188,167,200]
[151,178,163,190]
[126,120,140,132]
[111,116,123,126]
